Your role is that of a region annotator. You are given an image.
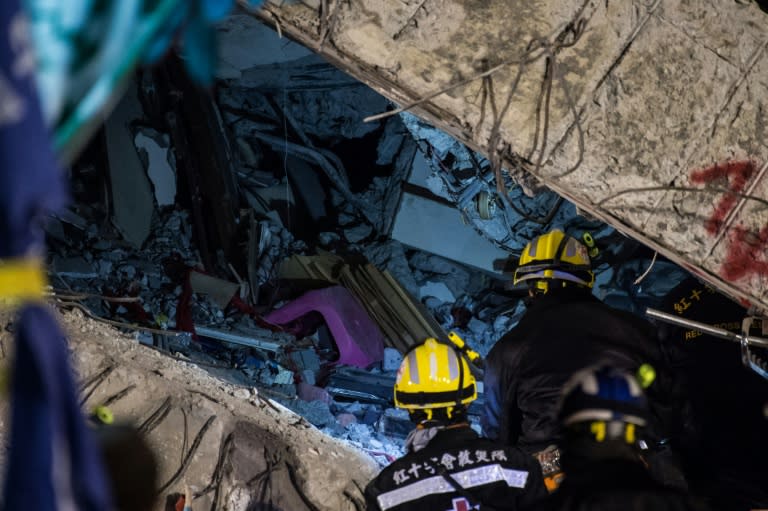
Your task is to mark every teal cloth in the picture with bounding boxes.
[22,0,265,163]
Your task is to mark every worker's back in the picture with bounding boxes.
[658,277,768,509]
[483,288,668,453]
[533,459,709,511]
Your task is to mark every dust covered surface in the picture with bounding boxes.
[0,306,376,511]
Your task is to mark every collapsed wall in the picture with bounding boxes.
[0,307,377,511]
[248,0,768,312]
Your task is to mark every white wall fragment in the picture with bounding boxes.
[134,128,177,207]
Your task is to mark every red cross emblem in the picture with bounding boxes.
[447,497,479,511]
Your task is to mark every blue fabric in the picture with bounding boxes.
[4,305,114,511]
[2,3,112,510]
[0,0,66,258]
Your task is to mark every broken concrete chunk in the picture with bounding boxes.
[285,398,335,427]
[336,413,357,428]
[419,281,456,303]
[297,382,331,404]
[273,367,295,385]
[378,407,413,438]
[338,212,356,226]
[318,232,341,246]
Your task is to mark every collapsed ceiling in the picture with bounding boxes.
[248,0,768,312]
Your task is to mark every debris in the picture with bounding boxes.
[52,256,100,279]
[297,382,331,404]
[300,369,316,386]
[343,224,372,243]
[290,349,321,373]
[133,128,177,207]
[377,408,413,439]
[419,280,455,303]
[391,190,510,274]
[194,325,288,353]
[326,368,395,405]
[336,413,357,428]
[376,117,407,166]
[382,348,403,373]
[188,270,240,309]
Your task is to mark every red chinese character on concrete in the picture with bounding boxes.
[690,160,768,283]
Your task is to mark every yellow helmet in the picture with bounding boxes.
[513,229,594,289]
[394,338,477,414]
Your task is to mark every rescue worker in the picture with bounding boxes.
[533,365,711,511]
[482,229,683,488]
[365,338,547,511]
[657,276,768,509]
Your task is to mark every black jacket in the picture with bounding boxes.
[482,289,672,454]
[365,426,547,511]
[531,459,711,511]
[657,277,768,509]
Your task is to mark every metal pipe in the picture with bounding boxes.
[195,325,283,352]
[645,308,768,348]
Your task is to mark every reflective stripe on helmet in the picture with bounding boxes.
[395,384,476,406]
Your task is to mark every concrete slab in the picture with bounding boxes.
[392,191,509,274]
[103,83,154,248]
[247,0,768,310]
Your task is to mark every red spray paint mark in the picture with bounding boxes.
[719,225,768,282]
[689,160,768,284]
[689,160,756,235]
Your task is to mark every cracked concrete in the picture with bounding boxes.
[248,0,768,311]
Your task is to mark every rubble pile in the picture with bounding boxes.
[45,12,695,469]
